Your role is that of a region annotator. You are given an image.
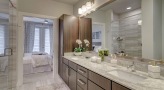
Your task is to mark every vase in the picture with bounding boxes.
[74,52,82,56]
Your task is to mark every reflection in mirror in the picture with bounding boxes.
[85,0,163,60]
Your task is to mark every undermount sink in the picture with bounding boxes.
[108,70,147,83]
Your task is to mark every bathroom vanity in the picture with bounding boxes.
[60,54,164,90]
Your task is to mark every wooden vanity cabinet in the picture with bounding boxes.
[62,63,69,85]
[112,82,131,90]
[88,71,111,90]
[69,68,77,90]
[59,14,79,78]
[88,80,104,90]
[62,58,131,90]
[62,58,77,90]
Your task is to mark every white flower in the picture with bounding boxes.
[86,43,89,47]
[84,39,90,44]
[76,39,82,45]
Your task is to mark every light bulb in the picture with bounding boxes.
[78,8,82,14]
[86,1,92,9]
[82,5,86,12]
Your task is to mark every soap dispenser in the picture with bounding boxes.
[148,61,160,79]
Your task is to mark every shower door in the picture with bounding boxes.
[0,0,17,90]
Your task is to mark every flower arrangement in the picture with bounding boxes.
[74,39,83,53]
[74,39,90,55]
[84,39,90,51]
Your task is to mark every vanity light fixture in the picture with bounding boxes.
[78,1,94,15]
[127,7,132,10]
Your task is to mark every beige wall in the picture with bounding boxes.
[18,0,73,17]
[153,0,162,59]
[86,10,106,23]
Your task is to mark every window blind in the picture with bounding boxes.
[45,28,50,54]
[0,25,5,54]
[33,28,40,52]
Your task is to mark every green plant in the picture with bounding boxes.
[104,50,109,56]
[98,50,105,61]
[74,48,82,52]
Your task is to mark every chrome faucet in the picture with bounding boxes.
[127,61,136,72]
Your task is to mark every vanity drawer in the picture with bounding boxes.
[88,80,104,90]
[89,71,111,90]
[77,73,88,90]
[63,58,68,65]
[77,65,88,77]
[77,85,83,90]
[69,61,77,71]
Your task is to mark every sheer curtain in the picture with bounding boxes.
[24,22,35,53]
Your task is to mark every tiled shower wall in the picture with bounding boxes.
[111,9,142,57]
[8,0,18,89]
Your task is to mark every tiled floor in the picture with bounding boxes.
[23,72,70,90]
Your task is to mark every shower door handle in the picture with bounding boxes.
[4,48,13,56]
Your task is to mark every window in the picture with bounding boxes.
[32,27,51,54]
[45,28,50,54]
[0,25,5,54]
[33,28,40,52]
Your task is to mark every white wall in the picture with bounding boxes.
[142,0,162,59]
[18,0,73,17]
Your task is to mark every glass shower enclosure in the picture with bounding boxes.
[0,0,17,90]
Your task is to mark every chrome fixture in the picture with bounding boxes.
[127,61,136,72]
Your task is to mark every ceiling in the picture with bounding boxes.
[53,0,80,5]
[100,0,141,14]
[23,17,53,24]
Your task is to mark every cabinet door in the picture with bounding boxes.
[79,18,92,51]
[69,68,77,90]
[62,63,69,85]
[112,82,131,90]
[88,80,104,90]
[64,15,79,52]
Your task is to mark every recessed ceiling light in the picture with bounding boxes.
[127,7,132,10]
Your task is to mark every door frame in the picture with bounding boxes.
[92,22,106,48]
[17,12,59,87]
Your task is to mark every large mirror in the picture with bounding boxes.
[84,0,163,60]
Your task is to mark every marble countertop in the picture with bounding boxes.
[63,53,164,90]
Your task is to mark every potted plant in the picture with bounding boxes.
[84,39,90,52]
[74,39,83,56]
[98,50,105,61]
